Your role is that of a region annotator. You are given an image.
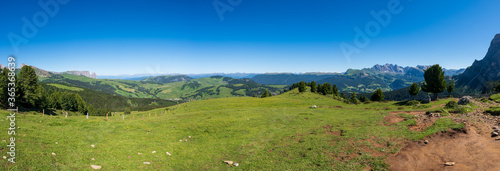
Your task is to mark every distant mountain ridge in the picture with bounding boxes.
[358,63,464,77]
[142,75,193,83]
[455,34,500,91]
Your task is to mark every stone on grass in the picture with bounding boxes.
[3,156,6,159]
[52,153,56,156]
[444,162,456,166]
[458,96,472,105]
[91,144,95,148]
[143,162,151,165]
[223,161,234,165]
[188,136,191,138]
[166,152,171,156]
[138,153,143,155]
[233,163,239,166]
[91,165,102,169]
[91,158,95,160]
[55,142,58,144]
[152,151,156,153]
[311,105,317,108]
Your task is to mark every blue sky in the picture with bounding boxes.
[1,0,499,75]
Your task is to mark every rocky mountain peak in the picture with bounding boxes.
[456,34,500,90]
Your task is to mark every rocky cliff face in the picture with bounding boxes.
[367,64,462,77]
[63,71,97,79]
[456,34,500,90]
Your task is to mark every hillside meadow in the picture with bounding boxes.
[0,89,465,170]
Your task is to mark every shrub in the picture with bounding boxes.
[406,100,420,106]
[124,107,131,115]
[479,98,490,103]
[451,106,469,114]
[445,101,458,109]
[485,106,500,116]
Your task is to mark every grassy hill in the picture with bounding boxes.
[1,89,467,170]
[40,74,284,100]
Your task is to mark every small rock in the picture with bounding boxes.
[224,161,234,165]
[2,156,6,159]
[138,153,143,155]
[233,163,239,166]
[424,140,429,144]
[91,144,95,148]
[495,138,500,141]
[458,96,472,105]
[311,105,317,108]
[91,158,95,160]
[143,162,151,165]
[492,132,499,137]
[166,152,171,156]
[52,153,56,156]
[188,136,191,138]
[179,140,182,142]
[152,151,156,153]
[444,162,456,166]
[91,165,102,169]
[55,142,58,144]
[493,126,499,130]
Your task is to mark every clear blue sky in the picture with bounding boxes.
[1,0,499,75]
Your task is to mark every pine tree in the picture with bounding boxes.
[359,95,368,102]
[447,81,454,97]
[298,81,307,92]
[0,68,9,107]
[322,83,333,95]
[333,84,339,96]
[317,84,323,94]
[421,64,446,100]
[496,83,500,92]
[261,90,269,98]
[350,92,359,104]
[310,81,317,93]
[408,83,420,100]
[16,65,40,108]
[370,89,385,101]
[340,92,347,99]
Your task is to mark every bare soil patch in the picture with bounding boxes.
[387,119,500,171]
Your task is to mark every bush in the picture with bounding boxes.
[445,101,458,109]
[485,106,500,116]
[124,107,131,115]
[450,106,469,114]
[480,98,491,103]
[406,100,420,106]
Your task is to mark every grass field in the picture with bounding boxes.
[0,89,466,170]
[47,83,84,91]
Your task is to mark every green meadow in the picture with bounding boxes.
[1,89,466,170]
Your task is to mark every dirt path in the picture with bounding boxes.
[386,99,500,170]
[387,124,500,171]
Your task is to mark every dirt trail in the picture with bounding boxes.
[387,124,500,171]
[387,99,500,171]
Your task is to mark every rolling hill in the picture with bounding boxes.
[37,69,284,100]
